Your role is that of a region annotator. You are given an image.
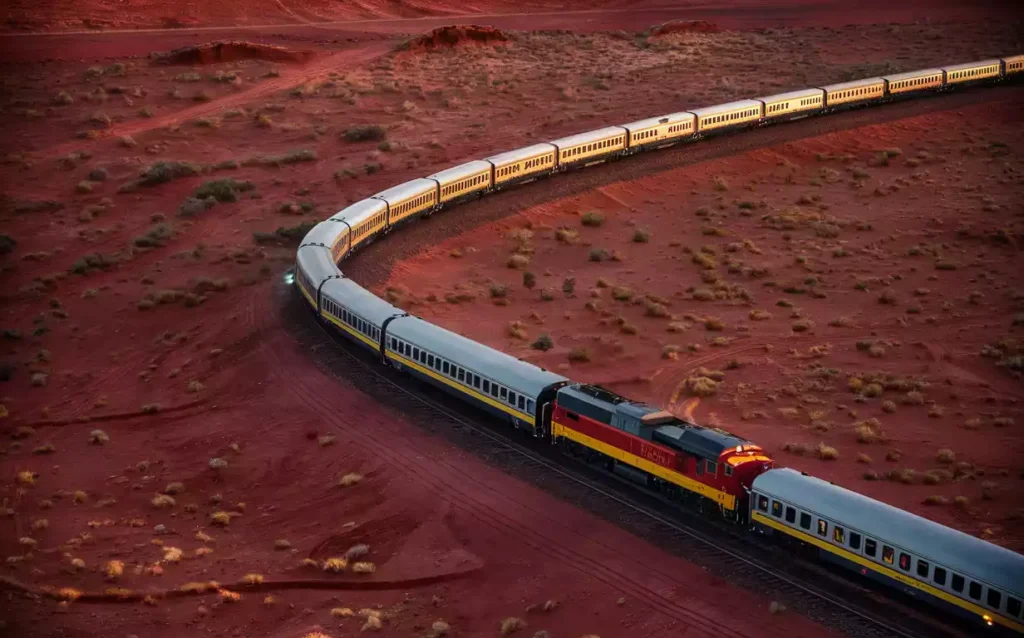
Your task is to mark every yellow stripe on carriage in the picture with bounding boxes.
[551,419,736,510]
[751,512,1024,633]
[385,351,534,424]
[322,310,378,350]
[298,281,316,309]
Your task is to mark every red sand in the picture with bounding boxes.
[0,6,1020,637]
[379,95,1024,551]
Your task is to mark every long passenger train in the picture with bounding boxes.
[296,56,1024,633]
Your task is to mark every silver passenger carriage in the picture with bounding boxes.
[549,126,628,168]
[690,100,763,133]
[294,241,342,311]
[757,88,824,119]
[820,77,886,107]
[620,112,696,148]
[372,178,438,228]
[319,278,405,353]
[751,468,1024,631]
[385,315,569,432]
[485,143,558,187]
[882,68,944,95]
[336,198,388,254]
[428,160,493,204]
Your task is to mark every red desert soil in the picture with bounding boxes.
[378,96,1024,551]
[0,12,1019,638]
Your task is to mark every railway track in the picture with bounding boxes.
[279,281,966,638]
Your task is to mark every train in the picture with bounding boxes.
[295,55,1024,633]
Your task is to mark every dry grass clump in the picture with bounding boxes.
[704,317,725,331]
[855,419,883,444]
[351,561,376,574]
[151,494,176,509]
[856,453,872,464]
[792,319,813,333]
[928,405,944,418]
[863,470,879,480]
[692,252,716,270]
[507,321,528,340]
[954,496,970,508]
[555,227,579,244]
[531,334,553,351]
[780,443,808,456]
[338,473,363,487]
[888,468,917,485]
[105,560,124,579]
[817,443,839,461]
[363,616,383,631]
[935,448,955,464]
[323,557,348,572]
[568,347,591,363]
[749,309,772,321]
[923,495,949,506]
[89,429,110,445]
[332,607,355,617]
[581,211,604,227]
[345,543,370,560]
[500,617,527,636]
[210,511,232,526]
[507,254,530,269]
[902,390,925,405]
[881,400,896,413]
[684,374,719,397]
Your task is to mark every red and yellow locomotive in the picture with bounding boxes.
[549,384,774,521]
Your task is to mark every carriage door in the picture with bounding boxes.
[540,401,554,439]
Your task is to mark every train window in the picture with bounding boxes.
[951,574,964,593]
[482,379,490,393]
[427,354,434,367]
[833,526,845,544]
[849,532,861,550]
[933,567,947,586]
[916,559,929,578]
[969,581,982,601]
[518,396,525,410]
[864,539,877,557]
[412,347,420,360]
[457,368,465,382]
[987,589,1001,610]
[757,495,769,512]
[442,361,449,375]
[724,465,733,477]
[1007,597,1021,618]
[770,500,782,517]
[882,546,894,564]
[799,512,811,530]
[491,384,500,398]
[696,462,703,475]
[898,552,910,571]
[527,400,535,414]
[706,460,718,476]
[508,391,516,405]
[817,520,827,537]
[784,506,795,523]
[473,375,481,389]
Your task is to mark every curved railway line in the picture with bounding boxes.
[292,58,1024,637]
[282,282,965,638]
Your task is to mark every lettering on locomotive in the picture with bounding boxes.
[639,442,672,466]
